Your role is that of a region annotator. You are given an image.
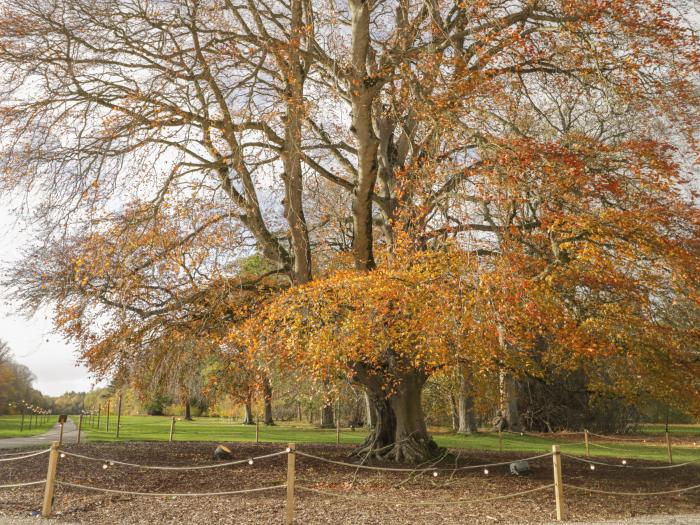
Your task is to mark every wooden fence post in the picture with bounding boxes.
[116,394,122,439]
[286,443,296,525]
[584,430,590,458]
[666,432,673,464]
[552,445,566,521]
[41,441,60,517]
[58,422,65,446]
[77,414,83,445]
[169,417,175,442]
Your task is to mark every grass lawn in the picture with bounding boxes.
[82,415,700,464]
[639,423,700,436]
[0,414,55,438]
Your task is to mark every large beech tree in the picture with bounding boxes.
[2,0,699,461]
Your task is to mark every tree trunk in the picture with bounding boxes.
[296,401,302,421]
[262,377,274,425]
[499,372,522,432]
[387,370,440,462]
[184,400,192,421]
[280,0,312,285]
[242,398,254,425]
[320,403,334,428]
[353,367,440,463]
[449,393,459,431]
[348,0,381,271]
[457,369,478,434]
[364,391,376,429]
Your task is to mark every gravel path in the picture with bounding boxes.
[0,419,78,450]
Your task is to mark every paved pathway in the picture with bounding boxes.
[0,418,78,450]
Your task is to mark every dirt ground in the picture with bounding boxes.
[1,442,698,524]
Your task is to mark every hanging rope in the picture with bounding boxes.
[55,480,287,497]
[586,432,658,443]
[0,449,51,462]
[564,482,700,496]
[0,480,47,489]
[562,453,700,470]
[60,449,287,470]
[588,442,636,452]
[0,449,47,457]
[297,483,555,505]
[295,450,553,472]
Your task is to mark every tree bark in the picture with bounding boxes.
[353,366,440,463]
[449,393,459,431]
[499,372,522,432]
[184,400,192,421]
[348,0,381,271]
[364,390,376,429]
[280,0,312,285]
[262,376,274,425]
[387,370,439,462]
[457,369,478,434]
[320,403,335,428]
[242,398,254,425]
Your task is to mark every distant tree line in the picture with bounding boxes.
[0,339,51,414]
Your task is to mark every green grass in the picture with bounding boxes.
[81,416,700,464]
[0,415,55,438]
[639,423,700,436]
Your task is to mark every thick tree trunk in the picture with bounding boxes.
[262,377,274,425]
[449,393,459,431]
[280,0,312,285]
[364,391,376,429]
[348,0,381,271]
[387,370,440,462]
[499,372,522,432]
[457,369,478,434]
[242,398,254,425]
[296,401,302,421]
[320,403,334,428]
[353,367,440,463]
[184,400,192,421]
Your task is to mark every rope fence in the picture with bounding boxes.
[0,449,49,457]
[562,453,700,470]
[296,482,555,506]
[60,449,287,470]
[295,449,553,472]
[0,449,51,462]
[1,439,699,523]
[564,483,700,497]
[0,480,47,488]
[55,480,287,497]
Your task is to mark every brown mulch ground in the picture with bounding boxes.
[1,442,699,524]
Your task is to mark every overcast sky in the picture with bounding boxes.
[0,205,98,396]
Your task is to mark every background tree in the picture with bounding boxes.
[2,0,698,461]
